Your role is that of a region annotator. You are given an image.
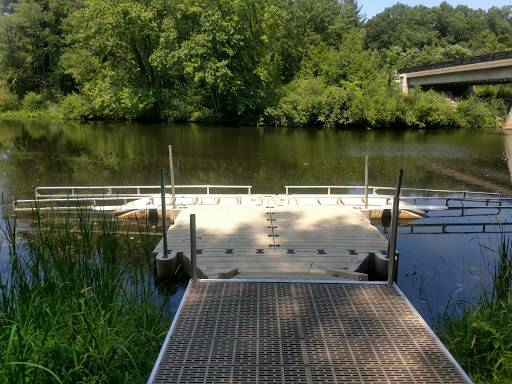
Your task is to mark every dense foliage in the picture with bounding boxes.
[0,0,511,126]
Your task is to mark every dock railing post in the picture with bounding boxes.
[387,168,403,285]
[364,155,369,209]
[160,168,169,259]
[169,145,176,209]
[190,214,197,282]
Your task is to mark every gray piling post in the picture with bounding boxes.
[190,214,197,282]
[160,168,168,258]
[387,169,403,285]
[156,168,177,279]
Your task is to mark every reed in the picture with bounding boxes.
[435,237,512,383]
[0,207,179,383]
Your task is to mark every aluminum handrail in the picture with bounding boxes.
[35,184,252,198]
[284,185,506,197]
[14,192,254,212]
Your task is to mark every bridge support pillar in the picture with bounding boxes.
[505,107,512,129]
[399,74,408,94]
[465,85,475,95]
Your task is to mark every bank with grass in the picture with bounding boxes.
[0,210,179,384]
[0,84,508,129]
[435,237,512,383]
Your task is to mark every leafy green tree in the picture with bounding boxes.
[365,4,439,50]
[152,0,286,122]
[62,0,161,119]
[0,0,77,97]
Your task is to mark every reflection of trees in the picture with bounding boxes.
[0,120,510,199]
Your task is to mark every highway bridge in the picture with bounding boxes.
[398,51,512,128]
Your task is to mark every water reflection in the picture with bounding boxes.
[1,120,511,322]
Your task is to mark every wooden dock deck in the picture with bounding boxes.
[154,203,389,280]
[148,280,472,383]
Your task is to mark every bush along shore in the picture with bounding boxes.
[0,209,179,384]
[0,85,508,129]
[435,237,512,383]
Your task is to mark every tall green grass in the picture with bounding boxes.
[436,237,512,383]
[0,208,178,384]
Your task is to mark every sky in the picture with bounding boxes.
[362,1,512,19]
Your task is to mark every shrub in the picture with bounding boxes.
[264,77,327,126]
[21,91,47,111]
[59,92,93,120]
[0,86,19,112]
[456,95,507,127]
[409,89,458,128]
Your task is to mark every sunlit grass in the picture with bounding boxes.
[0,207,179,383]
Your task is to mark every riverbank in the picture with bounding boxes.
[435,237,512,383]
[0,86,508,128]
[0,210,180,383]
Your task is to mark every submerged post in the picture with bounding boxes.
[160,168,168,259]
[169,145,176,208]
[190,214,197,282]
[364,155,369,209]
[387,168,403,285]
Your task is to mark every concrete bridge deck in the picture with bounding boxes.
[148,280,471,383]
[153,203,390,280]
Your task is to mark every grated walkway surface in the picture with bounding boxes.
[150,281,471,383]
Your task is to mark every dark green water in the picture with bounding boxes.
[1,119,512,321]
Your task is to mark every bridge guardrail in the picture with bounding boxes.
[398,50,512,74]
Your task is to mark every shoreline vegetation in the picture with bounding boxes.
[436,237,512,383]
[1,211,511,383]
[0,209,181,384]
[1,1,512,127]
[0,88,509,129]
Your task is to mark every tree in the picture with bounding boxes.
[0,0,77,97]
[152,0,286,122]
[61,0,162,119]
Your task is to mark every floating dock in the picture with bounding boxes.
[153,202,390,280]
[148,280,471,383]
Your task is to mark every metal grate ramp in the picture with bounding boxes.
[149,281,471,384]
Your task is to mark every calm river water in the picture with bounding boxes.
[1,119,512,322]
